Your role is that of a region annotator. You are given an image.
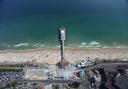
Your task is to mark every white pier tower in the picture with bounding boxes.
[59,25,66,60]
[57,26,69,69]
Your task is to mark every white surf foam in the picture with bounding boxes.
[14,43,30,47]
[79,41,101,48]
[89,41,100,45]
[116,45,128,48]
[80,42,87,46]
[32,43,46,48]
[2,41,128,50]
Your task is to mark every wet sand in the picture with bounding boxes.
[0,48,128,64]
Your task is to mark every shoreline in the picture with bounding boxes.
[0,47,128,53]
[0,48,127,64]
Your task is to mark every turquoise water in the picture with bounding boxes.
[0,0,128,50]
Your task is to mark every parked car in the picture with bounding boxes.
[76,60,94,68]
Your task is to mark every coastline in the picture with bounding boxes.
[0,48,128,64]
[0,47,128,53]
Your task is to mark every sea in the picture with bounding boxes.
[0,0,128,50]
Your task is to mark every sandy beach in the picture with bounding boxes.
[0,48,128,64]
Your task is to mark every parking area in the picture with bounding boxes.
[0,71,23,86]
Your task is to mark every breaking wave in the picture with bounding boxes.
[13,42,46,48]
[78,41,128,48]
[79,41,101,48]
[0,41,128,50]
[14,43,30,47]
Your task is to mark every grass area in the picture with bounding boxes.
[0,64,24,71]
[0,64,24,67]
[0,67,23,71]
[0,63,25,69]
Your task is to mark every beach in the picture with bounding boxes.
[0,48,127,64]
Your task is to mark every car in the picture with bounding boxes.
[76,60,94,68]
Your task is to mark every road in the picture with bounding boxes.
[19,79,78,84]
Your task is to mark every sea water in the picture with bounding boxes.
[0,0,128,50]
